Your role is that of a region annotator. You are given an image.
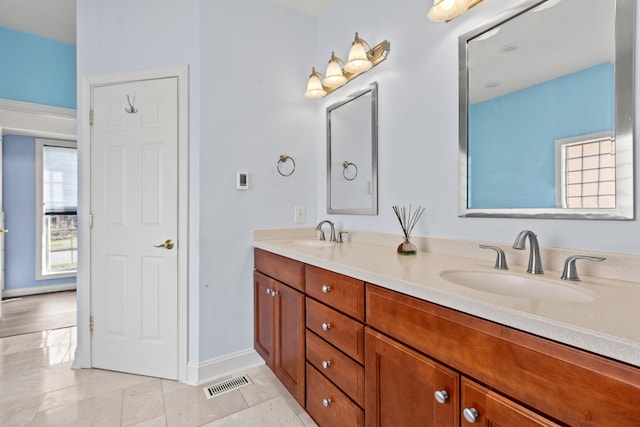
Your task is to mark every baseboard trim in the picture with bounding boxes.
[2,283,76,298]
[185,348,265,386]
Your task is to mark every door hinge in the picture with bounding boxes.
[89,109,94,125]
[90,315,94,333]
[89,213,94,229]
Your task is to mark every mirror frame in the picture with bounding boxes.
[458,0,635,219]
[327,82,379,215]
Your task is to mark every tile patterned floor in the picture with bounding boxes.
[0,327,317,427]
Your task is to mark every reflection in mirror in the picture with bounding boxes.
[327,82,378,214]
[459,0,634,219]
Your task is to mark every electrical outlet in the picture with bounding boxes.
[294,206,305,224]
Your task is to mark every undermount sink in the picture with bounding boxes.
[440,270,594,302]
[290,240,334,248]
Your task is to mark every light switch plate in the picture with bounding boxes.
[294,206,305,224]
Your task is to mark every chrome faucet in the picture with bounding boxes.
[513,230,543,274]
[315,220,336,242]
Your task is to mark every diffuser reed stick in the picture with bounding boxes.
[392,205,425,255]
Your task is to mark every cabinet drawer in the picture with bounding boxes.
[254,248,305,292]
[306,264,365,321]
[461,378,561,426]
[306,363,364,427]
[306,297,365,364]
[306,331,365,407]
[366,284,640,427]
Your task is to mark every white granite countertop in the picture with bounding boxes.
[253,234,640,368]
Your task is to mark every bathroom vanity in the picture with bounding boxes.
[253,232,640,426]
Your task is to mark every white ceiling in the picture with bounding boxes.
[0,0,334,45]
[467,0,614,103]
[0,0,76,44]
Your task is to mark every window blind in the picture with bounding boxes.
[43,145,78,215]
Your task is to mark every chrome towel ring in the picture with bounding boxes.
[277,154,296,176]
[342,161,358,181]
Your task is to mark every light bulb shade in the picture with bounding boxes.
[344,41,372,74]
[427,0,472,22]
[324,54,347,88]
[304,70,326,98]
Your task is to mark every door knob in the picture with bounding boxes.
[154,239,174,250]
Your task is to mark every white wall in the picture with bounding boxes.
[197,1,317,361]
[76,0,203,360]
[77,0,318,364]
[313,0,640,255]
[77,0,639,366]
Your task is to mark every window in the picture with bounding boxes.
[36,139,78,279]
[556,132,615,209]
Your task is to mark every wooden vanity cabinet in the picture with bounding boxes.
[305,264,366,427]
[366,284,640,427]
[253,250,305,404]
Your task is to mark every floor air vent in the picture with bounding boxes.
[203,375,252,399]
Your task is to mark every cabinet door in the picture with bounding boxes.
[254,271,275,368]
[461,378,561,427]
[365,329,459,427]
[274,281,306,404]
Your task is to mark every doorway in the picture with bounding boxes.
[78,66,189,381]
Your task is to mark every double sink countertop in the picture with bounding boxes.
[253,228,640,368]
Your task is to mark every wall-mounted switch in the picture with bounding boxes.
[236,172,249,190]
[294,206,305,224]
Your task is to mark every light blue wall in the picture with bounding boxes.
[468,62,615,208]
[0,26,76,109]
[2,135,76,291]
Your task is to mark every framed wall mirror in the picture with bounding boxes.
[459,0,634,219]
[327,82,378,215]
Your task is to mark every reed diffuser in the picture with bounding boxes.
[393,205,425,255]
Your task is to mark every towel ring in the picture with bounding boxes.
[277,154,296,177]
[342,161,358,181]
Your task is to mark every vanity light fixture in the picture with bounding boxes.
[304,32,390,99]
[344,33,373,73]
[304,67,327,99]
[427,0,484,22]
[324,52,348,88]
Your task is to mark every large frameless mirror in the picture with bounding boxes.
[327,82,378,214]
[459,0,634,219]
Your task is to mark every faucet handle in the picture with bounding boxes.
[561,255,605,281]
[479,245,509,270]
[337,231,349,243]
[317,230,326,241]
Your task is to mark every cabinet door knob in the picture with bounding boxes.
[266,288,272,296]
[322,360,332,369]
[321,322,331,331]
[322,398,332,407]
[463,407,479,423]
[271,290,278,297]
[322,284,331,293]
[434,390,449,404]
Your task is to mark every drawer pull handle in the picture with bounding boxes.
[322,398,332,407]
[322,360,332,369]
[434,390,449,404]
[463,407,479,423]
[322,285,331,293]
[321,322,331,331]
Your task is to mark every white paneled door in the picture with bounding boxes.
[91,78,179,379]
